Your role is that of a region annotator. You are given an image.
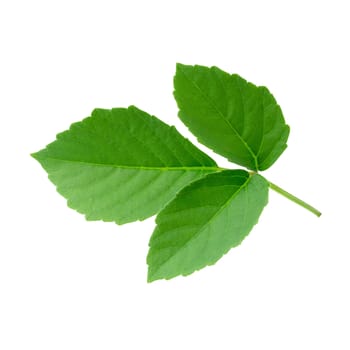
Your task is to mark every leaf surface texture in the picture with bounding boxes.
[147,170,268,281]
[32,106,218,224]
[174,63,290,171]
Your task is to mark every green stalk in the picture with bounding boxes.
[268,181,321,217]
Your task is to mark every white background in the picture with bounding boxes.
[1,0,349,349]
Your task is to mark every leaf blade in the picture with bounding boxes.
[174,63,290,171]
[147,170,269,282]
[32,106,219,224]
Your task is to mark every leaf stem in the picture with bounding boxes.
[268,181,321,217]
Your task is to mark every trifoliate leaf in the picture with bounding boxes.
[32,106,219,224]
[174,63,290,171]
[32,63,321,283]
[147,170,269,282]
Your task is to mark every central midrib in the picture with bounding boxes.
[39,156,222,172]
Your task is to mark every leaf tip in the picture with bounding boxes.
[147,260,165,283]
[31,151,44,162]
[175,62,190,73]
[31,149,49,170]
[147,270,157,283]
[30,152,38,159]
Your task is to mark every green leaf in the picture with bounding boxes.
[32,106,219,224]
[174,63,290,171]
[147,170,269,282]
